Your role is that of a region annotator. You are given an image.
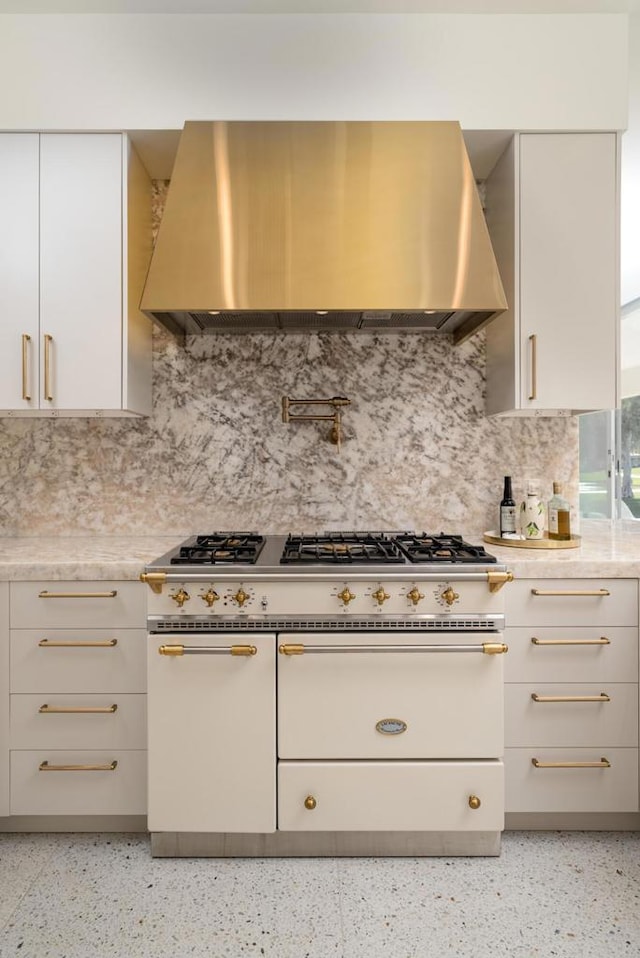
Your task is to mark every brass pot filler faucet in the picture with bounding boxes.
[281,396,351,451]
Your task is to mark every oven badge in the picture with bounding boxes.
[375,718,408,735]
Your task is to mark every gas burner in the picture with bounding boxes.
[170,533,265,565]
[280,531,406,564]
[394,533,497,564]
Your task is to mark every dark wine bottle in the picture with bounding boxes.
[499,476,517,537]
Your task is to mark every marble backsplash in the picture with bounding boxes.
[0,324,578,538]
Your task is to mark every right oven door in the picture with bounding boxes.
[277,631,505,760]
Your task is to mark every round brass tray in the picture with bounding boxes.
[483,531,581,550]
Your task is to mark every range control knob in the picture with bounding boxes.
[337,586,356,606]
[233,587,250,608]
[201,588,220,608]
[371,586,390,606]
[407,586,425,607]
[169,588,190,608]
[441,586,460,608]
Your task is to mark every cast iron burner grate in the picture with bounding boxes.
[170,533,265,565]
[394,533,497,564]
[280,531,407,565]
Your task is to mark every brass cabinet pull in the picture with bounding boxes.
[531,589,610,597]
[468,795,481,810]
[38,590,118,599]
[43,333,53,401]
[531,637,610,646]
[39,703,118,714]
[279,642,508,655]
[38,638,118,648]
[158,644,257,656]
[21,333,31,401]
[304,795,317,810]
[532,757,610,769]
[531,692,610,703]
[39,760,118,772]
[528,333,537,401]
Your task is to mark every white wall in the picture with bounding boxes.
[0,13,628,131]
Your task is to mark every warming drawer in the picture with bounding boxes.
[277,632,505,760]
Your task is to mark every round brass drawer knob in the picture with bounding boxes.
[468,795,481,810]
[304,795,317,810]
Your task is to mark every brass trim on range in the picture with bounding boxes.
[139,572,167,594]
[532,757,611,769]
[38,703,118,714]
[531,692,610,703]
[21,333,31,401]
[279,642,508,655]
[43,333,53,401]
[39,760,118,772]
[38,590,118,599]
[38,638,118,648]
[158,644,257,657]
[528,333,537,401]
[531,589,610,597]
[531,637,610,646]
[487,570,514,593]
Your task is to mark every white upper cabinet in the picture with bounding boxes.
[0,133,152,417]
[484,133,619,416]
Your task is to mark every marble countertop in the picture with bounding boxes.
[0,521,639,580]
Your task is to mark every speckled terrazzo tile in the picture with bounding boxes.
[0,834,59,931]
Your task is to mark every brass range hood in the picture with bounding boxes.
[140,120,506,341]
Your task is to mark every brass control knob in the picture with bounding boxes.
[371,586,390,607]
[169,588,190,608]
[304,795,317,810]
[201,588,220,608]
[407,586,425,607]
[337,586,356,606]
[468,795,481,810]
[233,587,250,608]
[441,587,460,607]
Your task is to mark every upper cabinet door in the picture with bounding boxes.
[40,134,123,411]
[485,133,618,416]
[0,135,39,410]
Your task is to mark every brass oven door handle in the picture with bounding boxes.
[158,644,257,656]
[531,589,610,597]
[38,590,118,599]
[22,333,31,401]
[528,333,537,401]
[44,333,53,401]
[532,757,610,769]
[279,642,508,655]
[531,637,610,646]
[39,760,118,772]
[38,638,118,648]
[531,692,610,703]
[38,703,118,714]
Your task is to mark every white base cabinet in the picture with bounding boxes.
[0,133,152,417]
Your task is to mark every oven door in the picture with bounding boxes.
[277,631,505,760]
[147,632,276,833]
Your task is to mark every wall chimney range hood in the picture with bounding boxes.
[140,120,506,341]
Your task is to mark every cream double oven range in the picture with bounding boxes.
[141,531,513,856]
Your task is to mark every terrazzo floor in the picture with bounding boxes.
[0,831,638,957]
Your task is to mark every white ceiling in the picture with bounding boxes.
[0,1,639,12]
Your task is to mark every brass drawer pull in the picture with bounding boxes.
[531,692,610,703]
[158,644,257,656]
[39,703,118,714]
[532,757,611,769]
[531,589,610,597]
[38,638,118,648]
[38,590,118,599]
[279,642,508,655]
[531,637,610,646]
[22,333,31,401]
[39,760,118,772]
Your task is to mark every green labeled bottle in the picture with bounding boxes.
[547,482,571,541]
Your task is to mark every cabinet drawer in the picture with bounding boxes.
[506,579,637,627]
[10,694,146,749]
[504,627,637,683]
[10,629,146,693]
[10,749,146,815]
[278,761,504,831]
[10,581,145,629]
[505,748,638,812]
[505,684,638,748]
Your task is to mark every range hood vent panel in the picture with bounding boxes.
[142,121,507,339]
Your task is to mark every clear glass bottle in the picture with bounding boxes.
[520,483,545,540]
[547,481,571,541]
[499,476,517,538]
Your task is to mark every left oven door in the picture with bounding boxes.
[147,632,276,833]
